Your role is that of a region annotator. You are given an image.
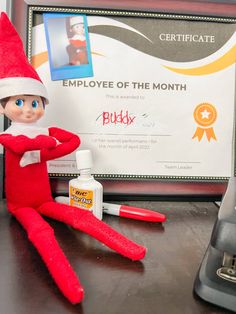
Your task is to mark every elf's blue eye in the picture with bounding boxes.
[15,99,24,107]
[32,100,39,108]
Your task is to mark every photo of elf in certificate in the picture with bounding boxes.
[67,15,89,66]
[43,13,93,80]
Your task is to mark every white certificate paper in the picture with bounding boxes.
[31,14,236,179]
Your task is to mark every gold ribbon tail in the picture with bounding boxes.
[205,127,217,141]
[192,127,204,141]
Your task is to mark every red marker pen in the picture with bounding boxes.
[103,203,166,222]
[55,197,166,222]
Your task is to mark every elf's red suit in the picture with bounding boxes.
[0,128,146,304]
[67,39,88,65]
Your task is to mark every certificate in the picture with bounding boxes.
[28,8,236,182]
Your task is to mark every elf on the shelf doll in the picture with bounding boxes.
[0,13,146,304]
[67,15,88,65]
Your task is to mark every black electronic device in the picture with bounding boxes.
[194,177,236,312]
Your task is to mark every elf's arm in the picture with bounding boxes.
[40,127,80,162]
[0,133,57,155]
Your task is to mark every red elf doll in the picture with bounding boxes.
[0,13,146,304]
[67,15,88,65]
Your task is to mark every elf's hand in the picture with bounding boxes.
[40,127,80,161]
[19,136,57,167]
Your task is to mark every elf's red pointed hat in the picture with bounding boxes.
[0,12,48,103]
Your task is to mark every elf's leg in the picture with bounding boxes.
[12,206,84,304]
[37,201,146,261]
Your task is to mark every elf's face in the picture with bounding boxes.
[71,23,84,36]
[0,95,45,123]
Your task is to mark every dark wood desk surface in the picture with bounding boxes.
[0,200,233,314]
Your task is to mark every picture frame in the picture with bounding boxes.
[6,0,236,199]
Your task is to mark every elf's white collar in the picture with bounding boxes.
[2,122,48,138]
[70,34,86,41]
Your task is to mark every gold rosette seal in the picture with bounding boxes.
[192,103,217,141]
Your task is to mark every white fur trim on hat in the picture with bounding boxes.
[70,16,84,27]
[0,77,49,103]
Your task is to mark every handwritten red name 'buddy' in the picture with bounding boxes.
[102,110,136,126]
